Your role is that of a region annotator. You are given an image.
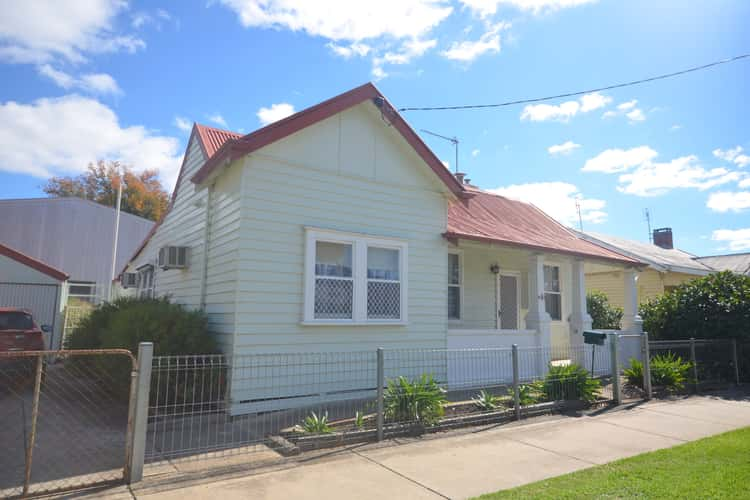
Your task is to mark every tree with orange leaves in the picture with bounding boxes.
[43,161,169,221]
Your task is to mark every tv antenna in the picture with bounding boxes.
[644,208,653,243]
[575,198,584,232]
[421,129,459,173]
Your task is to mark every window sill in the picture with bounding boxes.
[301,320,408,327]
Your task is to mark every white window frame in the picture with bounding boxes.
[136,265,155,299]
[447,250,463,322]
[543,264,562,321]
[303,227,408,325]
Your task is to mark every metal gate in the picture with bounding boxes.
[0,349,136,498]
[0,283,60,349]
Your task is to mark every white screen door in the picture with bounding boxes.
[498,274,519,330]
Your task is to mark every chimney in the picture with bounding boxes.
[454,172,467,184]
[653,227,673,249]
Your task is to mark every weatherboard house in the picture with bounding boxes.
[118,83,642,410]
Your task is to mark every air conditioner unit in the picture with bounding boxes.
[158,246,189,270]
[121,272,137,288]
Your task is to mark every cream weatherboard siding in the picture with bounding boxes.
[231,103,452,355]
[126,135,241,351]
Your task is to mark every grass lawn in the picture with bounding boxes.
[477,426,750,499]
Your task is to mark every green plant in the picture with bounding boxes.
[587,291,624,330]
[65,297,218,402]
[303,412,332,434]
[540,364,601,403]
[354,411,365,430]
[384,374,446,426]
[650,353,692,392]
[623,358,644,388]
[472,389,502,411]
[505,384,542,406]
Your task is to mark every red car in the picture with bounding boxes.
[0,308,48,353]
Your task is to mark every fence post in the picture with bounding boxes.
[610,334,621,404]
[511,344,521,420]
[127,342,153,483]
[22,354,44,496]
[642,332,652,400]
[690,337,699,393]
[732,339,740,385]
[376,348,384,442]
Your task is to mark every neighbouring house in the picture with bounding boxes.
[0,197,154,342]
[695,252,750,276]
[579,228,714,310]
[117,83,641,411]
[0,242,69,348]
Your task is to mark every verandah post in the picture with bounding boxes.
[512,344,520,421]
[376,347,384,441]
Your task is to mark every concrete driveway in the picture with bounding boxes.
[90,393,750,500]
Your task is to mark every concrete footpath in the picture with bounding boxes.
[97,395,750,500]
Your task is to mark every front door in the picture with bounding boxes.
[497,273,519,330]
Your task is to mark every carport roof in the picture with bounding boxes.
[0,242,69,281]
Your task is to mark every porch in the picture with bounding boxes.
[446,240,643,360]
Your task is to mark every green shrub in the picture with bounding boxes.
[354,411,365,430]
[303,412,332,434]
[472,389,503,411]
[65,297,218,402]
[384,374,446,426]
[650,353,692,392]
[540,364,601,403]
[587,291,623,330]
[623,358,644,388]
[639,271,750,342]
[506,383,543,406]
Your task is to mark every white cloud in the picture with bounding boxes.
[706,191,750,213]
[219,0,452,42]
[711,228,750,252]
[208,114,228,128]
[670,124,682,131]
[38,65,122,95]
[548,140,581,156]
[0,0,144,64]
[602,99,646,123]
[326,42,371,58]
[489,181,607,226]
[0,95,182,189]
[582,146,657,173]
[174,116,192,132]
[625,108,645,122]
[617,155,741,197]
[440,22,508,62]
[256,102,295,126]
[471,149,480,157]
[740,178,750,189]
[713,146,750,168]
[520,92,610,122]
[131,8,172,30]
[460,0,596,16]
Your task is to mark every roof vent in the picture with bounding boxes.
[455,172,467,184]
[653,228,674,250]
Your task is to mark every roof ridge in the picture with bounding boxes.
[194,122,243,136]
[0,242,69,281]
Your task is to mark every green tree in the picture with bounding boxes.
[586,291,623,330]
[43,160,169,221]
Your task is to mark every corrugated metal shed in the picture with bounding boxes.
[696,253,750,275]
[0,197,154,291]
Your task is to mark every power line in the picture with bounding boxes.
[398,53,750,112]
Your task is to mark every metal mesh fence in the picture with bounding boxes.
[647,339,739,394]
[144,343,620,466]
[0,350,135,498]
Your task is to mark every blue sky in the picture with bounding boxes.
[1,0,748,255]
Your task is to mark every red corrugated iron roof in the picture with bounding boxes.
[190,82,468,198]
[194,124,242,158]
[0,242,69,281]
[446,186,639,264]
